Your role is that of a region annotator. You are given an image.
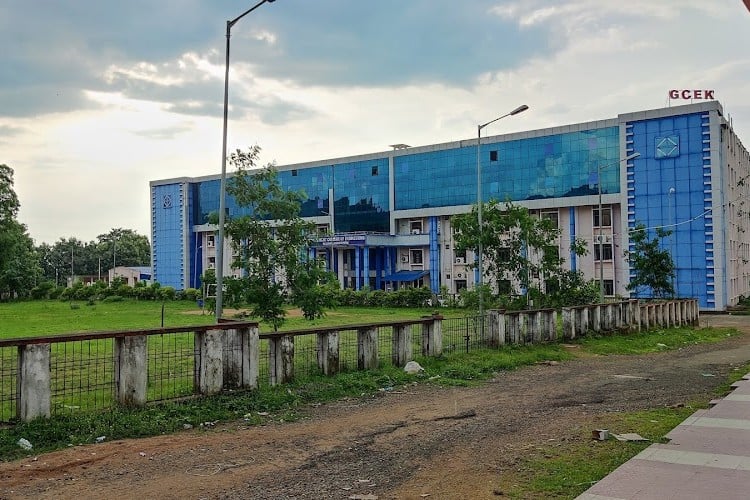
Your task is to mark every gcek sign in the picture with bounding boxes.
[669,89,715,100]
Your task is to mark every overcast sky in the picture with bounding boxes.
[2,0,749,245]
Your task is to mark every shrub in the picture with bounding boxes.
[102,295,124,303]
[30,281,55,300]
[159,286,176,301]
[182,288,201,301]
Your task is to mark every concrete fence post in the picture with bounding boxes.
[616,301,624,330]
[269,335,294,386]
[223,326,259,390]
[115,335,147,407]
[545,310,558,341]
[318,330,340,376]
[593,305,602,333]
[358,327,379,370]
[17,344,51,421]
[487,310,500,347]
[672,301,677,327]
[577,307,589,338]
[679,300,686,326]
[498,310,507,345]
[196,329,223,395]
[562,308,573,340]
[694,299,701,325]
[532,311,543,343]
[421,317,443,357]
[391,325,411,367]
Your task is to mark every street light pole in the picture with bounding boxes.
[216,0,276,322]
[476,104,528,329]
[597,152,640,302]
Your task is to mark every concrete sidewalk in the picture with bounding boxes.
[577,373,750,500]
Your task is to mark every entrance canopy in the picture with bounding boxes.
[383,270,429,282]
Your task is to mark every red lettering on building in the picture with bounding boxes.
[668,89,716,100]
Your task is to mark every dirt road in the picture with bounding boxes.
[2,315,749,499]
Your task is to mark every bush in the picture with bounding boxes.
[102,295,124,303]
[159,286,176,301]
[182,288,201,301]
[30,281,55,300]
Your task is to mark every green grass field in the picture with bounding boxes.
[0,299,464,339]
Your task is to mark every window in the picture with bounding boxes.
[490,150,498,162]
[410,249,423,264]
[593,207,612,227]
[598,279,615,296]
[207,235,215,247]
[410,220,423,234]
[498,247,511,262]
[541,210,559,229]
[371,165,379,176]
[498,279,512,294]
[594,243,613,261]
[291,169,298,176]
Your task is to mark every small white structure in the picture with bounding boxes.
[109,266,152,286]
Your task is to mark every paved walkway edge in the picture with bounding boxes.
[577,373,750,500]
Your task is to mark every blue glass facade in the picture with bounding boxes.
[394,127,619,209]
[152,183,185,289]
[152,102,744,311]
[627,112,713,307]
[189,159,390,234]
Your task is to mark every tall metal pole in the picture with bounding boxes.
[476,124,484,331]
[216,0,276,322]
[596,165,604,304]
[476,105,528,334]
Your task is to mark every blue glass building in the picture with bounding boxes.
[150,101,750,311]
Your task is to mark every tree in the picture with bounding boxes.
[452,199,568,299]
[0,165,41,299]
[96,228,150,271]
[626,224,675,299]
[224,145,317,330]
[289,259,339,321]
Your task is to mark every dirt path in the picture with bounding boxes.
[2,315,749,500]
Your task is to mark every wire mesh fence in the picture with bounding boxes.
[1,314,491,423]
[0,346,17,422]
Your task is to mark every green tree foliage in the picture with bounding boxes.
[452,200,567,298]
[37,229,150,283]
[224,145,317,330]
[289,259,340,320]
[626,224,675,299]
[96,228,151,271]
[0,165,41,299]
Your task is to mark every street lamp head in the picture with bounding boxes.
[625,152,641,161]
[510,104,529,116]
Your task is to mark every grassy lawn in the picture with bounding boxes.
[572,325,738,355]
[0,299,465,339]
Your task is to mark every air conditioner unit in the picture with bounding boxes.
[208,263,215,269]
[455,257,465,264]
[456,273,463,278]
[400,255,409,263]
[411,229,421,235]
[206,241,215,247]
